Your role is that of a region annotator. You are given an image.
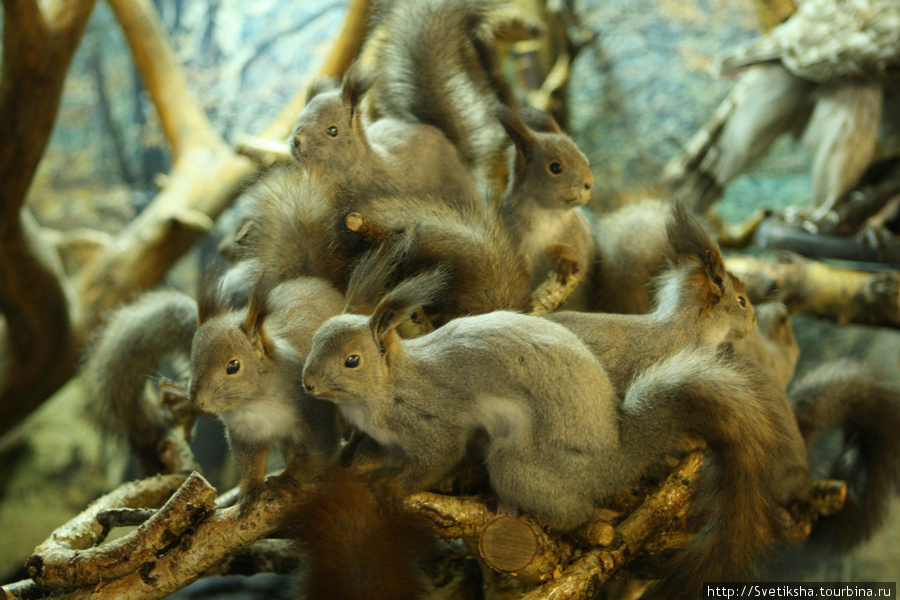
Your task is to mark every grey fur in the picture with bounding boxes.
[289,62,478,209]
[496,106,596,310]
[547,204,756,394]
[82,290,198,474]
[302,270,803,594]
[190,275,346,501]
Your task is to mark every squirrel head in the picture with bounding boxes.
[303,268,450,406]
[289,62,375,167]
[657,204,756,343]
[189,272,278,414]
[499,106,593,209]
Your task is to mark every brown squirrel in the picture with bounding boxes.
[546,203,756,393]
[332,191,533,321]
[279,467,435,600]
[731,303,900,555]
[288,62,480,210]
[496,105,595,309]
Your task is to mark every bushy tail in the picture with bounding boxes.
[82,290,197,474]
[280,468,434,600]
[790,359,900,550]
[371,0,504,172]
[622,347,797,596]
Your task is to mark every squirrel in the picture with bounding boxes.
[288,61,480,210]
[728,302,900,554]
[496,105,596,309]
[82,290,199,475]
[279,467,436,600]
[546,202,756,394]
[189,268,346,508]
[301,266,805,594]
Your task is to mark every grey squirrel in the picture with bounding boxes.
[82,290,199,475]
[288,61,479,209]
[190,271,346,507]
[496,105,595,308]
[301,266,804,595]
[546,203,756,393]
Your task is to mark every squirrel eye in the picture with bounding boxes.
[549,162,562,175]
[326,125,338,137]
[226,359,240,375]
[738,296,746,307]
[344,354,361,368]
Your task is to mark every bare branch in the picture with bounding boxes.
[30,472,216,589]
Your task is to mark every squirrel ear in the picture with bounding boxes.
[341,62,375,124]
[518,106,562,134]
[197,263,226,325]
[243,273,276,356]
[368,267,451,352]
[307,76,340,102]
[498,105,536,160]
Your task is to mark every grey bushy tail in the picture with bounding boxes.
[622,347,793,595]
[82,290,197,474]
[373,0,501,171]
[790,359,900,550]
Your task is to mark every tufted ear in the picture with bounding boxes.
[241,272,276,358]
[369,267,450,355]
[306,76,340,102]
[519,106,562,134]
[341,61,375,131]
[197,263,226,325]
[498,104,537,162]
[666,202,726,298]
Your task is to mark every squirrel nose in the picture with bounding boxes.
[303,378,315,393]
[291,132,307,156]
[584,172,594,191]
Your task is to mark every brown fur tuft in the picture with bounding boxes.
[281,469,434,600]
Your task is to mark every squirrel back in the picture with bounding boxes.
[82,290,198,475]
[590,192,671,314]
[789,358,900,550]
[280,468,435,600]
[546,203,756,393]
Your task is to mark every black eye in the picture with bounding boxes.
[226,359,240,375]
[549,162,562,174]
[327,126,338,137]
[345,355,360,368]
[738,296,746,307]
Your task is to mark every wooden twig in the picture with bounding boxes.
[479,515,576,584]
[725,252,900,327]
